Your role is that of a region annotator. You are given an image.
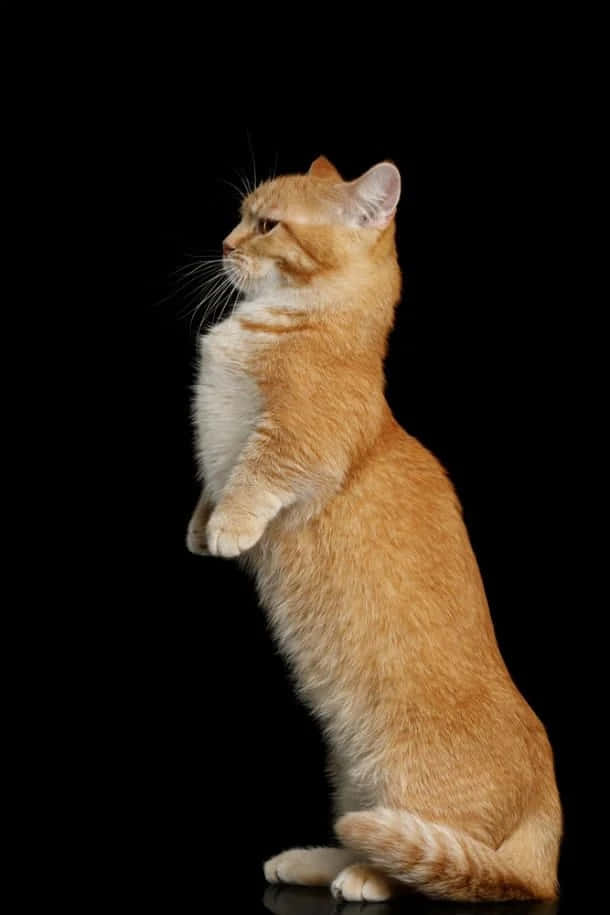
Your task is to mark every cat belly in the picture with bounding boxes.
[193,323,263,503]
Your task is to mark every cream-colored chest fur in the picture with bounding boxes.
[194,314,263,503]
[193,296,300,503]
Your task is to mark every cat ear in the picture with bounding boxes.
[308,155,343,181]
[342,162,401,229]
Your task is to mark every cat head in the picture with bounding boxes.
[222,157,401,296]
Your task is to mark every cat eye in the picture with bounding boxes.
[258,218,279,234]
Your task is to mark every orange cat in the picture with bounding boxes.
[187,156,562,902]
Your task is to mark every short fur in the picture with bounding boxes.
[187,155,562,903]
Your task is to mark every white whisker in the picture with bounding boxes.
[246,129,257,192]
[196,272,237,331]
[220,177,246,201]
[234,168,252,198]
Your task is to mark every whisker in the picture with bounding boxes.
[192,274,234,332]
[172,267,226,308]
[179,250,224,263]
[234,168,252,198]
[200,284,233,332]
[246,128,257,192]
[212,281,241,331]
[173,255,225,269]
[172,260,225,281]
[177,268,227,318]
[219,177,246,201]
[269,149,279,182]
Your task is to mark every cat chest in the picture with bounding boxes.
[194,326,263,500]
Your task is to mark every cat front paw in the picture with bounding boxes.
[206,506,267,558]
[186,519,210,556]
[186,492,213,556]
[331,864,395,902]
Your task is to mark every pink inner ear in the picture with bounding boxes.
[345,163,402,228]
[308,156,343,181]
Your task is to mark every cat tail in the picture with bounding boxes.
[335,807,557,902]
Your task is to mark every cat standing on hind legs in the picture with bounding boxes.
[187,154,562,903]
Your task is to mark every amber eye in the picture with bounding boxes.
[258,218,278,234]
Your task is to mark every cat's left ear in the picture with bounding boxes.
[308,156,343,181]
[342,162,401,229]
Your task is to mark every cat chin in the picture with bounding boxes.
[236,275,283,301]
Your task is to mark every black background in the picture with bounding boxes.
[95,114,588,913]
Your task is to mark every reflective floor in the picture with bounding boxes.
[262,885,561,915]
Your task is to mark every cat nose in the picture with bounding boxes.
[222,241,234,257]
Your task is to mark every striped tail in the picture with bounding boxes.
[336,808,555,902]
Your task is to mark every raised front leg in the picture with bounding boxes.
[206,415,345,559]
[206,487,284,558]
[186,490,213,556]
[200,347,384,560]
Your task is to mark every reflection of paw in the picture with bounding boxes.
[206,506,267,558]
[186,518,210,556]
[262,885,338,915]
[331,864,394,902]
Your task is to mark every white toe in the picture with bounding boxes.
[332,864,393,902]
